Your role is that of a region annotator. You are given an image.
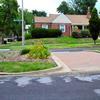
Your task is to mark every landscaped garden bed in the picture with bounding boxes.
[0,43,56,73]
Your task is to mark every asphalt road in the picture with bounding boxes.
[51,47,100,52]
[0,74,100,100]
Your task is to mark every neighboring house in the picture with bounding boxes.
[34,13,90,36]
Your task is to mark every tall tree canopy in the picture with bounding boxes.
[71,0,97,14]
[89,8,100,44]
[32,10,47,17]
[57,1,75,14]
[57,0,97,14]
[0,0,19,36]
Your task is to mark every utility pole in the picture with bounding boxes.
[22,0,25,46]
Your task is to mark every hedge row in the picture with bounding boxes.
[31,28,62,38]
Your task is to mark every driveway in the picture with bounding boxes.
[52,51,100,72]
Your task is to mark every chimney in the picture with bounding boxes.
[87,7,91,19]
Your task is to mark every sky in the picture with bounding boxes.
[17,0,100,14]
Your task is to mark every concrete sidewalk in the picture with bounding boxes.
[52,51,100,73]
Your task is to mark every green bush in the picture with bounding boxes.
[20,48,30,55]
[31,28,62,38]
[80,29,91,38]
[47,29,62,37]
[72,31,82,38]
[25,33,32,40]
[72,26,78,32]
[28,42,50,59]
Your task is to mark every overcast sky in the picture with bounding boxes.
[17,0,100,14]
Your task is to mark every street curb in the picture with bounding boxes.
[0,66,62,75]
[0,56,63,76]
[1,69,100,77]
[45,71,100,78]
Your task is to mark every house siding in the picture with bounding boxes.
[51,24,59,29]
[51,23,71,36]
[35,23,71,36]
[35,23,42,28]
[35,23,52,29]
[64,24,72,36]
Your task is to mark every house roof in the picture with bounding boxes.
[35,14,58,23]
[67,15,89,25]
[52,14,72,24]
[35,14,89,25]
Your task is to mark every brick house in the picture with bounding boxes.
[34,13,90,36]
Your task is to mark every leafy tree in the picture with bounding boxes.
[18,9,33,25]
[15,9,33,38]
[89,8,100,44]
[57,0,97,15]
[57,1,75,14]
[32,10,47,17]
[71,0,97,14]
[24,10,33,24]
[0,0,19,37]
[0,2,4,33]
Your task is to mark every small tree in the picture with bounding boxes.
[89,8,100,44]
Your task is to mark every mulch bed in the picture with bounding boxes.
[0,51,53,62]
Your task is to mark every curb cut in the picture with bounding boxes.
[51,53,71,72]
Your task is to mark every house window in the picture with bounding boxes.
[59,24,66,32]
[42,24,48,29]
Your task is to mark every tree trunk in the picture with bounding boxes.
[1,36,4,44]
[94,40,96,45]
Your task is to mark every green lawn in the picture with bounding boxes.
[0,37,99,73]
[0,37,100,50]
[0,61,56,73]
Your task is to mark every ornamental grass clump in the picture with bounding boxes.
[28,41,50,59]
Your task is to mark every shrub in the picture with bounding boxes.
[47,29,62,37]
[20,48,30,55]
[31,28,62,38]
[72,31,82,38]
[28,42,50,59]
[31,28,47,38]
[72,26,78,32]
[80,29,91,38]
[25,33,32,40]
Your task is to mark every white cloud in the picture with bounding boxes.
[17,0,63,14]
